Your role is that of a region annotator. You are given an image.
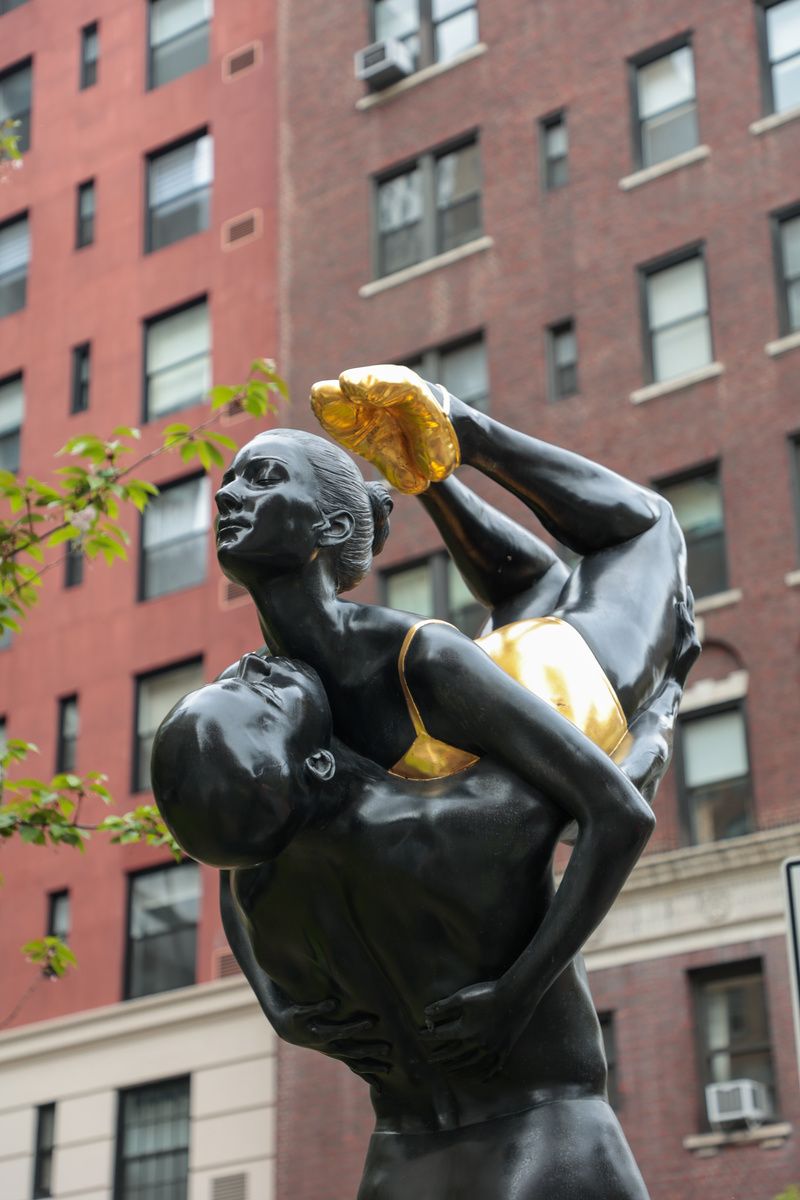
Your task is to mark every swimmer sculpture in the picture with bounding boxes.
[152,365,699,1199]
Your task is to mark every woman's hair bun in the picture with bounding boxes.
[366,481,393,556]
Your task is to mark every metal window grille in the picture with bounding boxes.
[634,44,698,168]
[144,300,210,419]
[115,1077,190,1200]
[80,23,99,89]
[541,113,568,189]
[643,251,712,383]
[134,660,204,791]
[141,475,210,599]
[147,134,212,252]
[149,0,212,89]
[125,864,200,998]
[0,60,31,153]
[0,214,29,317]
[56,696,79,774]
[764,0,800,114]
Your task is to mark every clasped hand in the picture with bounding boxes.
[420,978,530,1080]
[277,997,392,1082]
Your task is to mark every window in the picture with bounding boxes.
[547,319,578,399]
[32,1102,56,1199]
[47,890,70,941]
[540,112,568,190]
[125,863,200,998]
[406,334,489,412]
[659,467,727,598]
[144,299,210,420]
[64,540,84,589]
[791,435,800,557]
[598,1012,618,1107]
[56,696,79,774]
[376,136,481,277]
[75,180,95,249]
[141,475,210,600]
[775,207,800,334]
[71,342,91,412]
[115,1077,190,1200]
[80,23,99,89]
[1,0,29,14]
[759,0,800,115]
[146,132,212,253]
[693,962,776,1122]
[372,0,479,73]
[632,41,698,168]
[641,249,712,383]
[134,660,203,791]
[677,706,754,844]
[0,213,29,317]
[0,59,31,153]
[382,553,485,635]
[0,374,23,472]
[149,0,212,89]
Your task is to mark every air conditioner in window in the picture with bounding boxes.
[705,1079,770,1129]
[354,38,414,90]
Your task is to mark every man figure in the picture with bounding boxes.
[152,653,651,1199]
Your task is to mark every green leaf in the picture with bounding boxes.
[112,426,141,439]
[209,385,239,410]
[46,525,80,548]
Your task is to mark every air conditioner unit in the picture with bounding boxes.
[705,1079,770,1129]
[354,38,414,90]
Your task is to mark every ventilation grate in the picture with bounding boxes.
[214,950,243,978]
[223,41,261,80]
[221,209,262,250]
[212,1173,247,1200]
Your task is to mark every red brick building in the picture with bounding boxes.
[0,2,282,1197]
[1,1,800,1199]
[275,1,800,1198]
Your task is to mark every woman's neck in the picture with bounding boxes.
[245,562,351,676]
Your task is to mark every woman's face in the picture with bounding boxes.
[215,433,325,578]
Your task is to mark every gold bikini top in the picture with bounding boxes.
[390,616,628,781]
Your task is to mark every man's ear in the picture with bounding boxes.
[316,510,355,547]
[304,749,336,782]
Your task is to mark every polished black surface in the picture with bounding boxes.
[153,394,698,1198]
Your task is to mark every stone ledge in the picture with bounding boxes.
[356,43,488,110]
[359,235,493,297]
[693,587,742,615]
[679,668,748,714]
[750,103,800,135]
[766,329,800,358]
[625,822,800,892]
[683,1122,791,1154]
[630,362,724,405]
[619,145,710,191]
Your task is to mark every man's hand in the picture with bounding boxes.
[275,997,393,1082]
[419,979,533,1080]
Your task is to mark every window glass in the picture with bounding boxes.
[0,0,30,13]
[150,0,212,88]
[0,215,29,317]
[48,890,70,941]
[436,141,481,253]
[374,0,419,42]
[142,476,209,599]
[57,696,79,773]
[65,540,84,588]
[647,255,711,382]
[440,339,488,411]
[648,256,706,327]
[135,661,204,790]
[378,167,423,275]
[33,1102,55,1198]
[434,1,479,64]
[0,374,23,472]
[549,321,578,398]
[127,864,200,998]
[766,0,800,112]
[76,181,95,248]
[117,1078,190,1200]
[696,968,775,1113]
[661,470,726,598]
[385,562,434,616]
[146,301,210,419]
[80,23,99,89]
[71,343,91,413]
[0,61,31,152]
[683,710,749,788]
[148,135,212,251]
[680,708,753,843]
[637,46,695,118]
[781,213,800,331]
[447,559,484,634]
[542,115,568,189]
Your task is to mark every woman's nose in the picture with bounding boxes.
[215,485,243,516]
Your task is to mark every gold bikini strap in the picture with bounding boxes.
[397,618,450,737]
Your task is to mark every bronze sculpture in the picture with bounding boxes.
[152,366,699,1198]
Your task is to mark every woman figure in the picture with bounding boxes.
[214,364,698,1064]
